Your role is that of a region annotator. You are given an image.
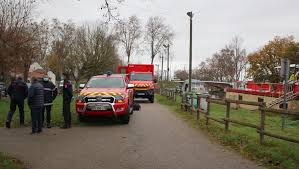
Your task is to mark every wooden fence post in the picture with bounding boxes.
[259,102,266,145]
[196,94,200,120]
[225,99,230,132]
[206,96,210,126]
[190,94,193,115]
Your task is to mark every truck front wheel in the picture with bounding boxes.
[149,95,154,103]
[78,114,86,122]
[120,108,130,124]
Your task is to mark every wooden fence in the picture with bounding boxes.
[160,88,299,145]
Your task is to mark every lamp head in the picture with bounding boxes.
[187,11,193,18]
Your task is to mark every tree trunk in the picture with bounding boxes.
[23,63,29,82]
[151,41,154,64]
[127,54,130,64]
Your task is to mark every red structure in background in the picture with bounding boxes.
[227,81,299,99]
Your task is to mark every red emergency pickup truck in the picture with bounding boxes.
[76,73,134,124]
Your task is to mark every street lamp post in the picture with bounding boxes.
[160,54,164,81]
[163,44,170,81]
[187,11,193,92]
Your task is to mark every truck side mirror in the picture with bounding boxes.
[127,84,134,89]
[79,84,85,89]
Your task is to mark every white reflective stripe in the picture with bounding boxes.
[44,103,53,106]
[44,88,53,91]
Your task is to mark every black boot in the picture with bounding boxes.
[60,124,68,129]
[5,121,10,128]
[47,123,52,128]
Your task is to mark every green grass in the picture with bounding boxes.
[156,94,299,169]
[0,152,25,169]
[0,95,79,127]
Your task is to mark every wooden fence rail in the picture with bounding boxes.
[160,88,299,145]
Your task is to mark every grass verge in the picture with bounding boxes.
[156,94,299,169]
[0,96,78,127]
[0,152,25,169]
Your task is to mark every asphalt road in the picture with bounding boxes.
[0,100,263,169]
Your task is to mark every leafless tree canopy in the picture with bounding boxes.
[176,36,247,82]
[100,0,124,22]
[0,0,47,81]
[229,36,247,81]
[47,20,121,85]
[114,15,141,64]
[144,16,174,64]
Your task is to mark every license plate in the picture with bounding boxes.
[137,93,145,95]
[89,104,110,111]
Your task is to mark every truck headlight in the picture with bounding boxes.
[115,95,126,103]
[77,95,85,103]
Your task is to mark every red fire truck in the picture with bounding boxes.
[118,64,156,103]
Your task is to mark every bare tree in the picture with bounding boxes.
[174,69,188,81]
[115,15,141,64]
[0,0,48,80]
[47,20,121,85]
[100,0,124,22]
[144,16,174,64]
[229,36,247,81]
[209,48,235,82]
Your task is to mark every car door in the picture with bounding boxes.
[125,77,134,105]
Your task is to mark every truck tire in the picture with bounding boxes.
[149,95,154,103]
[120,108,130,124]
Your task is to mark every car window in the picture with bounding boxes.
[130,73,152,81]
[86,77,125,88]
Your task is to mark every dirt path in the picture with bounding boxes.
[0,101,263,169]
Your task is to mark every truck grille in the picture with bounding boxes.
[84,96,115,103]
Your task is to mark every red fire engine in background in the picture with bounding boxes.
[118,64,156,103]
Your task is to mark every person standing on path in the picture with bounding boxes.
[41,76,57,128]
[6,77,28,128]
[28,77,44,134]
[61,73,73,129]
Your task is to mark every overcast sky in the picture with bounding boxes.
[38,0,299,74]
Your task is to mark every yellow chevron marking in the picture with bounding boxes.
[100,92,108,95]
[89,92,98,96]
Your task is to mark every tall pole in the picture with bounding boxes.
[281,58,289,130]
[166,45,170,81]
[187,11,193,92]
[160,54,164,81]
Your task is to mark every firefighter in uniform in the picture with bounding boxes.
[41,76,57,128]
[6,77,28,128]
[61,73,73,129]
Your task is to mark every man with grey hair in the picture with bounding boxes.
[28,77,44,134]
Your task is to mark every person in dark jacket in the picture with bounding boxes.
[41,76,57,128]
[6,77,28,128]
[28,77,44,134]
[61,73,73,129]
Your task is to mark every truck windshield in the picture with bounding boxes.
[86,77,125,88]
[130,73,152,81]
